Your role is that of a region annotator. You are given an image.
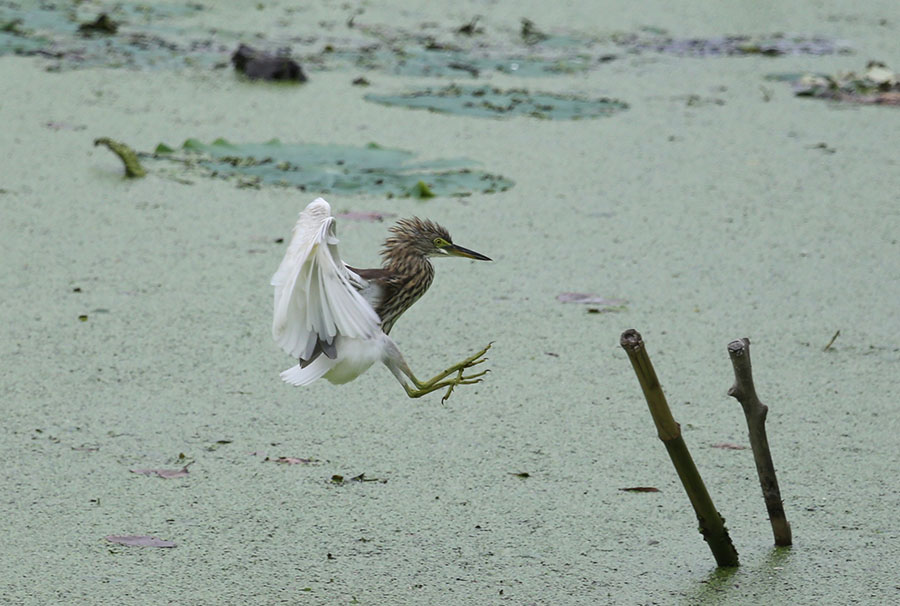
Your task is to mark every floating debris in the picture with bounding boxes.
[78,14,118,36]
[456,16,483,37]
[520,18,549,46]
[231,43,306,82]
[768,62,899,105]
[823,329,841,351]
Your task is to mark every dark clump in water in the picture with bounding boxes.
[77,13,118,36]
[231,44,307,82]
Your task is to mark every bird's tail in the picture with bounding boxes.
[280,356,336,386]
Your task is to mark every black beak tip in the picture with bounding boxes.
[450,244,491,261]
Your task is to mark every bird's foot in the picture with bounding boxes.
[404,342,492,402]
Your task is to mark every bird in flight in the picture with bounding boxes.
[272,197,492,402]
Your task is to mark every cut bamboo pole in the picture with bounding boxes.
[620,329,739,567]
[726,338,792,547]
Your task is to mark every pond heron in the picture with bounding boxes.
[272,198,492,402]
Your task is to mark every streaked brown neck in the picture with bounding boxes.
[377,251,435,334]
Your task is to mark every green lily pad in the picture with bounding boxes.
[146,138,514,198]
[322,45,593,78]
[365,85,628,120]
[0,0,222,71]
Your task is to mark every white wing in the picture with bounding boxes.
[271,198,381,360]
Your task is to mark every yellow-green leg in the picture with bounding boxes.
[401,342,492,402]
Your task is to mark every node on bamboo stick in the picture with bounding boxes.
[620,329,739,568]
[726,338,793,547]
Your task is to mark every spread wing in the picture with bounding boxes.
[271,198,381,360]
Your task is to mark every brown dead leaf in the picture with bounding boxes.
[105,535,176,548]
[619,486,660,492]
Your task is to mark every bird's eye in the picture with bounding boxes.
[433,237,449,248]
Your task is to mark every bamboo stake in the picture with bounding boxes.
[620,329,739,567]
[726,338,792,546]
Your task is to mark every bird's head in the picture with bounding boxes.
[384,217,492,262]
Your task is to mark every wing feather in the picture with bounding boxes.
[272,198,381,360]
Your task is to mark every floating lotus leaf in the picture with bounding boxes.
[321,45,592,78]
[147,138,514,198]
[366,85,628,120]
[0,0,224,70]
